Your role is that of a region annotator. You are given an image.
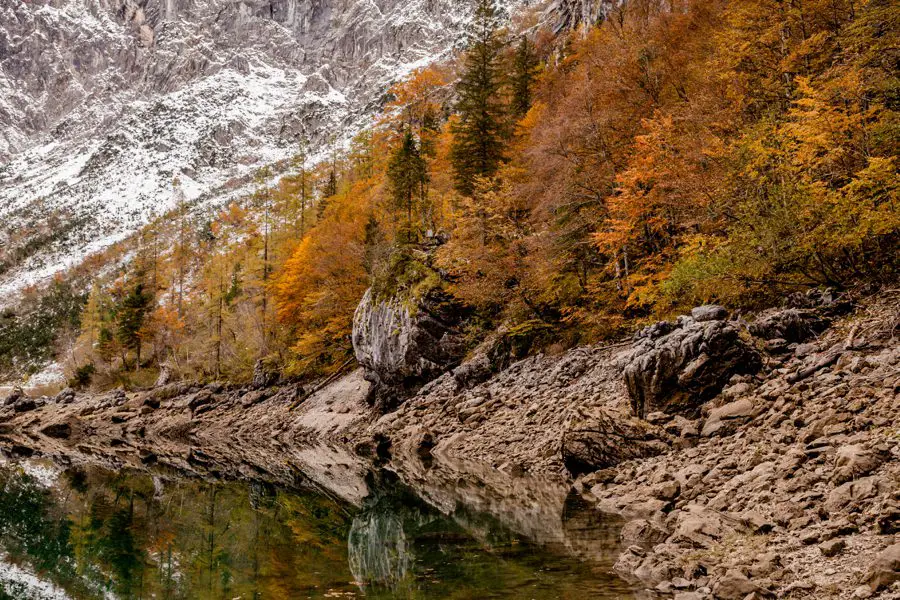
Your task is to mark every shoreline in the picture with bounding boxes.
[1,291,898,599]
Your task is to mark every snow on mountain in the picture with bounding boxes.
[0,0,531,301]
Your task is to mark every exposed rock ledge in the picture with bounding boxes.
[1,291,898,599]
[352,287,466,411]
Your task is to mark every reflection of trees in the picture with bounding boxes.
[0,467,81,591]
[0,463,358,599]
[0,461,636,599]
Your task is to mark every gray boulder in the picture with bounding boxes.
[53,387,76,404]
[691,304,729,322]
[623,311,761,418]
[701,398,758,437]
[2,387,24,407]
[251,360,278,389]
[749,308,829,343]
[13,397,38,413]
[352,288,466,411]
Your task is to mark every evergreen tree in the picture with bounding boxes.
[510,35,538,119]
[450,0,509,196]
[116,278,153,369]
[294,141,310,236]
[387,130,428,234]
[363,213,386,277]
[318,170,338,219]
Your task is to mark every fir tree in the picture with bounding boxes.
[116,278,153,369]
[450,0,508,196]
[387,130,428,235]
[318,170,338,219]
[510,35,538,119]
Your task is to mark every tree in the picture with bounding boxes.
[387,130,429,238]
[172,177,189,318]
[294,142,310,236]
[116,278,153,370]
[450,0,509,196]
[254,168,273,355]
[510,35,538,119]
[318,170,338,219]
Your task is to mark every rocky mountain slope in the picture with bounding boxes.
[0,0,534,299]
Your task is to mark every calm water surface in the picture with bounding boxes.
[0,458,635,599]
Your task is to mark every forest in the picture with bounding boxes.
[10,0,895,388]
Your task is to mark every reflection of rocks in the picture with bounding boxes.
[347,474,434,590]
[347,464,634,596]
[385,453,627,568]
[348,503,413,589]
[561,492,627,563]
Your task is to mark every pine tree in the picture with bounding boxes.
[254,167,272,355]
[450,0,509,196]
[116,277,153,369]
[318,170,338,219]
[387,130,428,237]
[294,141,310,236]
[510,35,538,119]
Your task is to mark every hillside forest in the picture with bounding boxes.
[4,0,897,388]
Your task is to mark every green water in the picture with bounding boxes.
[0,460,635,599]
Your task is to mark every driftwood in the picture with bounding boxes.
[787,350,842,384]
[786,323,860,384]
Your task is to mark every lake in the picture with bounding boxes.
[0,456,636,599]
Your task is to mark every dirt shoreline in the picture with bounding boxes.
[1,292,898,599]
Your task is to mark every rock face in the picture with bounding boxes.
[623,308,761,418]
[352,288,465,411]
[550,0,620,31]
[0,0,529,299]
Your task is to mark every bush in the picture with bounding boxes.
[69,364,96,389]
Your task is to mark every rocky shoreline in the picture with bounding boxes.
[1,289,898,599]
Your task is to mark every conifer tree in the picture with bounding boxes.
[450,0,508,196]
[318,170,338,219]
[254,167,272,355]
[116,277,153,369]
[294,141,310,236]
[510,35,538,119]
[387,130,428,236]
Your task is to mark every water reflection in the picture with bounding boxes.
[0,458,634,599]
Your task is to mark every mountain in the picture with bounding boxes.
[0,0,546,300]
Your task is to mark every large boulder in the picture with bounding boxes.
[749,308,829,343]
[623,307,761,418]
[2,387,24,406]
[865,543,900,592]
[561,410,667,476]
[352,287,466,411]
